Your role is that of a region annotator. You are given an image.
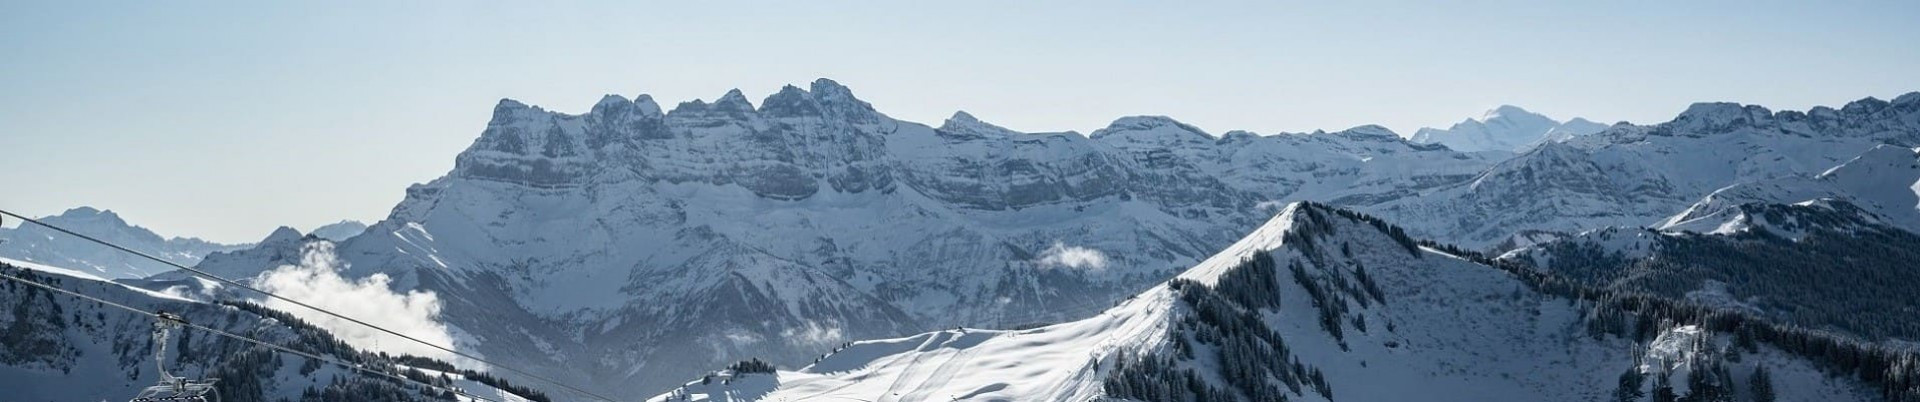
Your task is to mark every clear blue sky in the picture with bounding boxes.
[3,1,1917,243]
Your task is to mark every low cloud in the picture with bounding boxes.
[781,321,845,347]
[1035,242,1109,272]
[254,243,461,364]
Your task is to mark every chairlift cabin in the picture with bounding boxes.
[131,312,220,402]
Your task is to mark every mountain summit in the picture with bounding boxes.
[0,207,246,278]
[1410,105,1605,153]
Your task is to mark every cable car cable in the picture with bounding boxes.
[0,209,617,402]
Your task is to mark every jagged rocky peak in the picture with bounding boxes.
[486,98,544,126]
[1547,117,1608,135]
[649,78,873,121]
[943,110,983,126]
[1667,101,1774,132]
[259,226,303,244]
[758,84,820,117]
[711,88,755,113]
[1836,92,1920,117]
[593,93,632,110]
[1562,116,1601,126]
[936,110,1022,138]
[664,89,756,117]
[55,206,127,225]
[31,207,168,244]
[590,93,665,118]
[308,220,368,242]
[1480,104,1552,124]
[1089,115,1214,145]
[1186,201,1421,281]
[1657,92,1920,138]
[1330,124,1402,141]
[808,77,878,118]
[757,79,879,119]
[1843,96,1890,114]
[1893,91,1920,107]
[457,97,603,185]
[1218,130,1261,141]
[669,98,710,114]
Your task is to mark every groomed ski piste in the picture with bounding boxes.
[651,202,1876,402]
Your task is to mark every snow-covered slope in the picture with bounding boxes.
[1374,93,1920,247]
[0,207,247,279]
[1409,105,1606,153]
[651,203,1891,401]
[0,260,545,402]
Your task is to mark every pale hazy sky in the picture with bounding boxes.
[3,1,1917,243]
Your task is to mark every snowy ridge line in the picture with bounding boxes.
[0,268,507,402]
[654,202,1920,401]
[0,208,618,402]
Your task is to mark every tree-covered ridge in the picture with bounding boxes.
[1516,201,1920,342]
[1106,204,1405,402]
[1106,251,1324,402]
[0,263,552,402]
[1105,201,1920,402]
[1429,241,1920,402]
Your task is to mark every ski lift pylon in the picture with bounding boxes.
[130,312,220,402]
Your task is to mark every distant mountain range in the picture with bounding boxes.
[1409,105,1610,153]
[0,208,368,279]
[0,207,247,279]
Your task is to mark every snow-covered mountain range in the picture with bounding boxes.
[178,81,1919,397]
[1409,105,1609,153]
[0,207,248,279]
[12,79,1918,399]
[651,203,1904,401]
[235,79,1508,395]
